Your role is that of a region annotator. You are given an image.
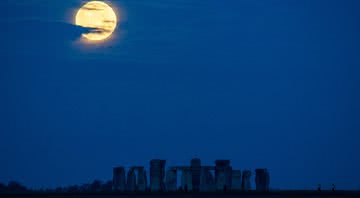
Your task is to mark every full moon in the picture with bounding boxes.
[75,1,117,41]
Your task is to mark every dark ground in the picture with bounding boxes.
[1,191,360,198]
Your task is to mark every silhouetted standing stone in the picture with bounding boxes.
[113,167,126,192]
[255,169,270,192]
[215,160,232,191]
[181,168,192,191]
[150,159,166,192]
[137,167,147,192]
[127,169,137,192]
[241,170,251,191]
[165,168,177,192]
[191,158,201,192]
[200,167,216,192]
[231,170,242,191]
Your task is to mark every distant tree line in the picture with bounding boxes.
[51,180,113,193]
[0,181,29,193]
[0,180,113,193]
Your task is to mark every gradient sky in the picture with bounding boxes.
[1,0,360,190]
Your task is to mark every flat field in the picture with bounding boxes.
[1,192,359,198]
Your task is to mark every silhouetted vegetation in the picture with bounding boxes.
[0,181,28,193]
[44,180,113,193]
[0,182,6,192]
[0,180,116,193]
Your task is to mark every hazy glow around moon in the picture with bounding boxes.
[75,1,117,41]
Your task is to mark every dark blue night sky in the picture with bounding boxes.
[1,0,360,190]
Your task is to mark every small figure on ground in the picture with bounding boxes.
[332,184,336,192]
[184,185,188,192]
[317,184,321,192]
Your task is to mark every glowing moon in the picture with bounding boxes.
[75,1,117,41]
